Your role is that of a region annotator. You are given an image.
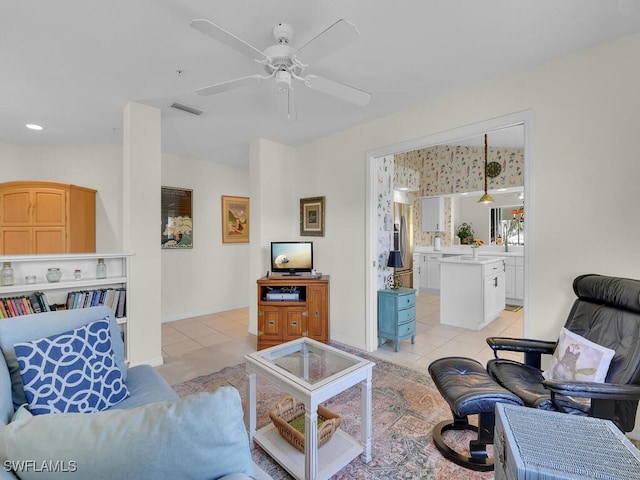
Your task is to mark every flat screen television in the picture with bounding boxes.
[271,241,313,276]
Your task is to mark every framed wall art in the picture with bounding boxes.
[161,187,193,249]
[300,196,325,236]
[222,195,250,243]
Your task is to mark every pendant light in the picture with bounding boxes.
[478,133,494,204]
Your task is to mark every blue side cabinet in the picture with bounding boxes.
[377,288,416,352]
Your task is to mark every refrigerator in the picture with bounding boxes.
[393,202,413,288]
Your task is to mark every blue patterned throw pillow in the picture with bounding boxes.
[13,319,129,415]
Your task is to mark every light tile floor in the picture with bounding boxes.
[156,293,523,385]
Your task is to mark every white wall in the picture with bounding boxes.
[248,138,297,335]
[161,153,250,321]
[288,32,640,350]
[0,143,123,252]
[294,129,370,348]
[0,142,252,345]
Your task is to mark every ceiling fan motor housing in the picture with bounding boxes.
[273,22,294,44]
[263,44,296,72]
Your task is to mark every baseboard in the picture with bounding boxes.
[161,304,249,323]
[129,356,164,368]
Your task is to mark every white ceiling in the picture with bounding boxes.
[3,0,640,167]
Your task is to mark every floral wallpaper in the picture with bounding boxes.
[376,155,394,290]
[395,144,524,196]
[376,145,524,286]
[394,144,524,249]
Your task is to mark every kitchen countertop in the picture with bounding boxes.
[414,246,523,257]
[439,255,506,265]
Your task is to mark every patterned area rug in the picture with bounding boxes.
[172,345,494,480]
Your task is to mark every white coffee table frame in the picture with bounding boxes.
[245,338,375,480]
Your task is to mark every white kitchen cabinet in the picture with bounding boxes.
[426,253,442,291]
[504,256,524,303]
[515,256,524,300]
[440,256,506,330]
[418,254,428,291]
[484,266,506,322]
[420,197,445,232]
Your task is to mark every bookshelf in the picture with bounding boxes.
[0,253,132,360]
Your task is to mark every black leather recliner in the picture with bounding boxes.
[487,274,640,432]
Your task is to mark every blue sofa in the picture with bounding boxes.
[0,306,256,480]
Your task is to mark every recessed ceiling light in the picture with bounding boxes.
[25,124,43,131]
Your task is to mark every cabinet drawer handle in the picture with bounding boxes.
[315,310,319,317]
[268,320,275,326]
[291,321,298,326]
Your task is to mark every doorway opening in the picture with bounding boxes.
[364,111,533,352]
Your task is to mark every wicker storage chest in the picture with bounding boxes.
[495,404,640,480]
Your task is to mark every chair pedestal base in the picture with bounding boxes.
[432,414,494,472]
[428,357,524,472]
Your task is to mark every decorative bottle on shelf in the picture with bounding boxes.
[46,268,62,283]
[96,258,107,279]
[1,262,14,286]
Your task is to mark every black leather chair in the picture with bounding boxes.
[487,274,640,432]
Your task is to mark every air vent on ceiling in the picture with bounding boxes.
[170,102,204,116]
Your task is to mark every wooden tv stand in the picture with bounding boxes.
[256,274,329,350]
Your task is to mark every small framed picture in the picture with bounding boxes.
[161,187,193,249]
[300,196,325,237]
[221,195,250,243]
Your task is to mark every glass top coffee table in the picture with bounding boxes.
[245,338,375,480]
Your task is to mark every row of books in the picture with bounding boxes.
[0,292,51,318]
[0,288,127,319]
[65,288,126,318]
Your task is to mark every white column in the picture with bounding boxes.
[122,102,162,366]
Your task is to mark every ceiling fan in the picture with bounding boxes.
[189,18,372,120]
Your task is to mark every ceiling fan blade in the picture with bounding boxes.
[305,75,372,106]
[277,87,296,122]
[190,19,267,60]
[296,19,359,64]
[196,75,263,96]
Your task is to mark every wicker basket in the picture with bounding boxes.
[268,395,341,452]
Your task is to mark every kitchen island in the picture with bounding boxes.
[440,255,506,330]
[413,246,523,303]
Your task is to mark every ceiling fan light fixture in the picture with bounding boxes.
[275,70,292,92]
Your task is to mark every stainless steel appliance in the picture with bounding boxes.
[393,202,413,288]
